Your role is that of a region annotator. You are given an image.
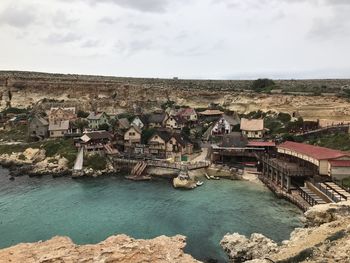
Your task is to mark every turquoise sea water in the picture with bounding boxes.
[0,167,302,262]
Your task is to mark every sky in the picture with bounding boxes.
[0,0,349,79]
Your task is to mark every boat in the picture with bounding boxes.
[210,176,220,180]
[196,181,204,186]
[205,173,211,180]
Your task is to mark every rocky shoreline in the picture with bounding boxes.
[0,235,200,263]
[221,201,350,263]
[0,148,114,179]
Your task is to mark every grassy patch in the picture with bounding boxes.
[42,139,77,168]
[306,133,350,151]
[0,124,28,141]
[84,154,106,170]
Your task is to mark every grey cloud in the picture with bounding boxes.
[99,17,120,24]
[60,0,171,13]
[45,32,82,44]
[0,5,36,28]
[81,39,101,48]
[114,39,154,56]
[127,23,152,32]
[52,10,79,28]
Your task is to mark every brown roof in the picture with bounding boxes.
[278,141,350,161]
[247,141,275,147]
[240,118,264,131]
[84,131,113,140]
[199,109,224,116]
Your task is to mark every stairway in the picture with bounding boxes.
[104,144,119,155]
[324,182,350,200]
[131,161,148,177]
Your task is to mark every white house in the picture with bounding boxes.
[211,114,240,135]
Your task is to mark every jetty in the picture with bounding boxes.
[111,156,210,181]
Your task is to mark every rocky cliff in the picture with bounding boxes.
[221,201,350,263]
[1,71,350,121]
[0,235,200,263]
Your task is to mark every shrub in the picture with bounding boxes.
[77,110,89,118]
[252,79,275,93]
[85,154,106,170]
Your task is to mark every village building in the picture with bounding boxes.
[124,125,142,153]
[117,118,130,130]
[76,131,114,153]
[87,112,109,130]
[147,113,167,128]
[199,109,224,121]
[130,115,148,129]
[240,118,265,139]
[48,107,77,123]
[166,133,194,159]
[28,115,49,140]
[49,120,70,138]
[211,132,275,165]
[211,114,240,136]
[176,108,198,122]
[148,130,193,159]
[277,141,350,180]
[165,115,185,130]
[148,131,170,158]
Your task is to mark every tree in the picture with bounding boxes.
[277,112,291,123]
[252,79,275,93]
[77,110,89,118]
[141,128,155,144]
[98,123,110,131]
[73,119,89,131]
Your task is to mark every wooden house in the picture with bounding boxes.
[28,115,49,140]
[240,118,265,139]
[211,114,240,136]
[87,112,109,129]
[49,107,77,123]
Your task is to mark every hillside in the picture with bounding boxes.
[1,70,350,121]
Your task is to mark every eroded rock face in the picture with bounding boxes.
[221,201,350,263]
[304,201,350,227]
[0,235,201,263]
[220,233,278,262]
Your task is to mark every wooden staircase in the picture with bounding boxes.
[126,161,150,181]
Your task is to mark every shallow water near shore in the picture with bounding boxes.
[0,167,302,262]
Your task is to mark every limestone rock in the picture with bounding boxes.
[221,201,350,263]
[304,200,350,227]
[220,233,278,262]
[23,148,46,163]
[0,235,200,263]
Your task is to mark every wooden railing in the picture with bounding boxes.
[261,155,313,177]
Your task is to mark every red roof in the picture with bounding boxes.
[278,141,350,160]
[329,160,350,167]
[247,141,276,147]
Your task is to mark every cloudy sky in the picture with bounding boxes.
[0,0,349,79]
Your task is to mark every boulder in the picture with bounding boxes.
[221,233,278,262]
[304,200,350,227]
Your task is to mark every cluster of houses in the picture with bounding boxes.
[27,104,268,161]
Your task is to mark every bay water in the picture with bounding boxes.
[0,167,302,262]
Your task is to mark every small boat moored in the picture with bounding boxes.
[196,181,204,186]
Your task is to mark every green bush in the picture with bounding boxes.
[85,154,106,170]
[77,110,89,118]
[252,79,275,93]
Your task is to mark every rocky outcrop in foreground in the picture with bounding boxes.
[221,201,350,262]
[0,235,200,263]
